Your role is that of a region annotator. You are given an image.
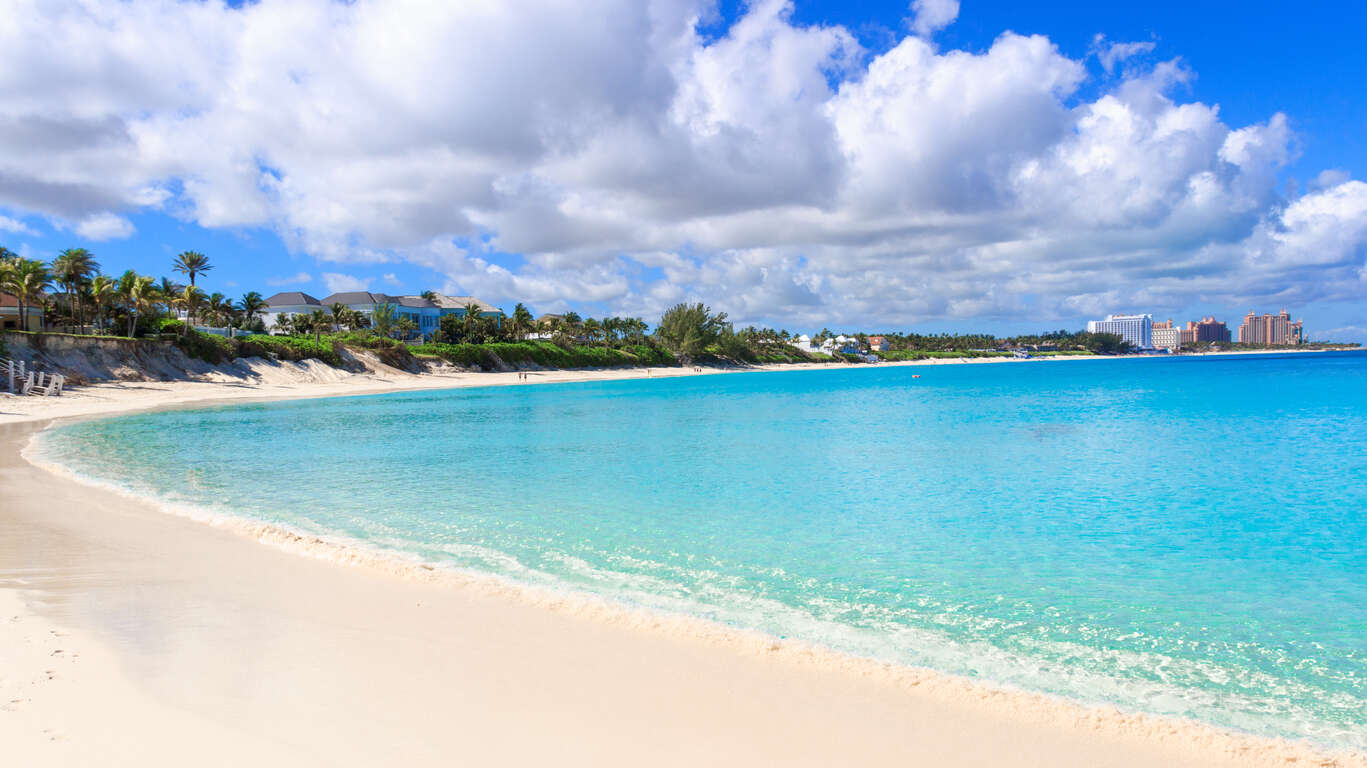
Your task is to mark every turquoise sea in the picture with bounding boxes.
[33,353,1367,750]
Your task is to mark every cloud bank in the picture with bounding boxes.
[0,0,1363,328]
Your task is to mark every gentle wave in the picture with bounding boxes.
[23,426,1367,767]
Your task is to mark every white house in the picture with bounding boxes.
[820,335,857,354]
[262,291,323,331]
[788,333,820,354]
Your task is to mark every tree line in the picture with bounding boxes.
[2,244,1131,361]
[0,247,265,338]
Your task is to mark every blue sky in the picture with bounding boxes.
[2,0,1365,339]
[785,0,1367,181]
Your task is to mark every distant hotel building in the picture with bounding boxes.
[1086,313,1152,349]
[1151,320,1189,350]
[1238,309,1304,346]
[1188,316,1231,343]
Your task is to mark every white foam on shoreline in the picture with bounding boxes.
[21,427,1367,768]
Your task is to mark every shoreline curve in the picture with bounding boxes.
[19,410,1367,768]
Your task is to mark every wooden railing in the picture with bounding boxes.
[2,357,65,396]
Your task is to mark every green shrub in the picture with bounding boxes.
[173,328,237,365]
[409,340,676,369]
[875,349,1011,361]
[238,334,342,367]
[751,348,831,364]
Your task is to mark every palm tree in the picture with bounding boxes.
[462,302,486,342]
[156,277,183,316]
[583,317,602,347]
[0,251,15,296]
[90,274,115,333]
[370,302,398,338]
[121,272,156,338]
[179,285,205,336]
[239,291,266,330]
[52,247,99,331]
[172,251,212,288]
[329,302,349,332]
[420,290,437,302]
[0,256,17,320]
[206,292,229,327]
[308,309,330,344]
[4,259,52,331]
[510,302,533,340]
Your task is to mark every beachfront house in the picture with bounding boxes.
[262,292,323,332]
[788,333,820,355]
[319,292,434,338]
[427,294,504,328]
[818,335,863,355]
[1,291,44,331]
[868,335,889,352]
[525,313,564,340]
[321,292,503,339]
[262,290,503,339]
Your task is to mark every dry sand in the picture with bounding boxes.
[3,354,1364,767]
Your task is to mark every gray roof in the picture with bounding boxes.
[310,291,500,314]
[264,291,321,307]
[321,291,391,306]
[429,293,502,314]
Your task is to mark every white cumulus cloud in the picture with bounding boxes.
[0,0,1362,331]
[321,272,370,294]
[908,0,960,39]
[0,214,37,236]
[1091,35,1157,74]
[73,212,135,240]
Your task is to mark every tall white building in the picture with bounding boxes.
[1086,313,1153,349]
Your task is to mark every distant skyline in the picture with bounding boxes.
[1,0,1364,340]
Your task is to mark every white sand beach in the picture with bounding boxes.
[4,357,1365,767]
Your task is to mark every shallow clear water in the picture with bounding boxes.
[34,353,1367,749]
